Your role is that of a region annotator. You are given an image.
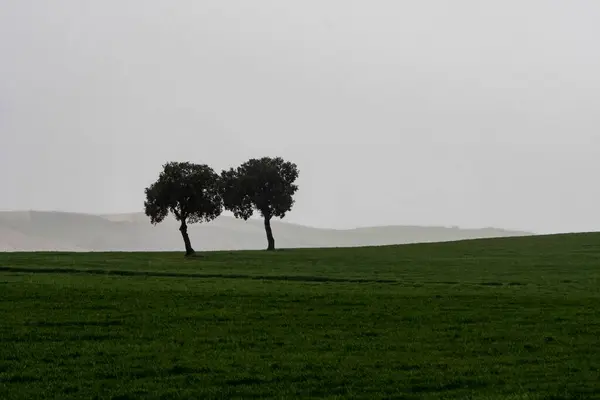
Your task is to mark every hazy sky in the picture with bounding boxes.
[2,1,599,233]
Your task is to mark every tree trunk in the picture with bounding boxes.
[264,216,275,251]
[179,220,195,256]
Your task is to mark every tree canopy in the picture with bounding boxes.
[220,157,299,250]
[144,161,222,255]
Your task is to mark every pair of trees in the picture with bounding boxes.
[144,157,299,256]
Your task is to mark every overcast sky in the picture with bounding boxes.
[2,1,599,233]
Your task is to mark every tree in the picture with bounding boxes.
[220,157,299,251]
[144,162,222,256]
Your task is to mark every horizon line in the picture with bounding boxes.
[0,208,534,234]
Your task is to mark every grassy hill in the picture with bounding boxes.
[0,210,530,251]
[1,233,600,399]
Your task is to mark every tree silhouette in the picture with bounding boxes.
[144,162,222,256]
[220,157,299,251]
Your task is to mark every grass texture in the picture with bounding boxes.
[1,233,600,399]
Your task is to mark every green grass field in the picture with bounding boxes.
[1,234,600,399]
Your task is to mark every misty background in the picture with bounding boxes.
[2,1,599,236]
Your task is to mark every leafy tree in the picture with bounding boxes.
[220,157,299,251]
[144,162,222,256]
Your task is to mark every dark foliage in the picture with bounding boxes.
[220,157,299,250]
[144,162,222,255]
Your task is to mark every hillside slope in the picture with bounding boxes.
[0,211,531,252]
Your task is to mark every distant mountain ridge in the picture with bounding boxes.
[0,211,532,252]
